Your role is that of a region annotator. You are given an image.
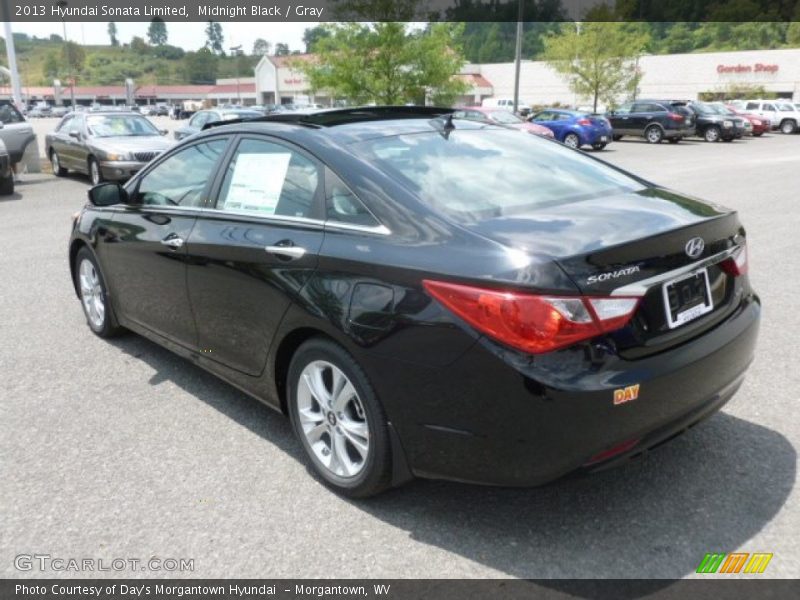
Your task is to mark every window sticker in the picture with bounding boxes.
[223,152,292,213]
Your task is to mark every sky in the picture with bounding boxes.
[5,21,310,54]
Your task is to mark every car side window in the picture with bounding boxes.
[216,137,321,219]
[325,168,380,228]
[134,138,228,208]
[57,115,74,132]
[556,113,573,121]
[532,111,553,122]
[745,102,759,110]
[614,103,633,115]
[631,103,649,113]
[0,103,25,124]
[765,104,776,111]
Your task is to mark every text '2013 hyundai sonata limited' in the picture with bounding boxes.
[69,107,760,497]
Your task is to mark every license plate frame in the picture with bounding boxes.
[600,135,608,142]
[662,268,714,329]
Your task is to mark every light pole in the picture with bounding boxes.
[58,1,76,108]
[2,21,24,111]
[230,45,242,105]
[512,0,523,115]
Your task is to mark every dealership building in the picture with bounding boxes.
[253,47,800,108]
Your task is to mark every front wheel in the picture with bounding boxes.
[780,120,797,134]
[563,133,580,148]
[704,126,721,142]
[51,150,67,176]
[287,338,393,497]
[88,158,103,186]
[74,247,123,337]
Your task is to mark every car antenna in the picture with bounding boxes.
[431,113,456,139]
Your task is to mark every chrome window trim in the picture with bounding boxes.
[197,207,392,236]
[325,221,391,236]
[611,246,740,297]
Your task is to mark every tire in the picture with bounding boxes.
[780,120,796,134]
[645,125,663,144]
[50,150,67,176]
[753,132,764,137]
[668,137,681,144]
[74,247,123,338]
[287,337,393,498]
[88,157,103,186]
[0,172,13,195]
[704,126,721,142]
[563,133,580,148]
[612,134,622,141]
[722,137,733,143]
[591,143,607,151]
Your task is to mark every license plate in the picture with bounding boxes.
[662,268,713,328]
[600,136,608,142]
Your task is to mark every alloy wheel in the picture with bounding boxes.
[564,134,579,148]
[90,161,101,185]
[705,127,720,142]
[781,120,796,134]
[51,153,60,174]
[646,126,663,143]
[296,360,370,478]
[78,258,105,329]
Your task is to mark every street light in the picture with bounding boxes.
[229,45,243,104]
[58,0,76,108]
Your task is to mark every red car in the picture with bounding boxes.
[726,105,769,136]
[454,107,555,138]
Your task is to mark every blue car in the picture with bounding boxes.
[529,109,613,150]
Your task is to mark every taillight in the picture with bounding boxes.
[667,112,684,121]
[576,118,592,126]
[719,246,748,277]
[423,280,641,354]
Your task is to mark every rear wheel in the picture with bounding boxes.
[0,171,14,195]
[704,126,721,142]
[74,247,123,337]
[50,150,67,176]
[780,120,796,134]
[563,133,580,148]
[645,125,663,144]
[612,134,622,141]
[591,143,607,151]
[287,337,393,497]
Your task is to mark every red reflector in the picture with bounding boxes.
[667,112,684,121]
[585,438,640,466]
[719,246,748,277]
[423,280,640,354]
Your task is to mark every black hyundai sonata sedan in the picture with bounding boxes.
[68,107,760,497]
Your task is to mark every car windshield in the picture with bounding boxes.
[710,104,735,116]
[353,129,643,223]
[86,115,160,137]
[487,111,522,124]
[777,104,794,111]
[691,103,715,116]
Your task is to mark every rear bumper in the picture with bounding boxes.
[367,293,760,487]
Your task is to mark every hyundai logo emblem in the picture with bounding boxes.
[685,237,705,259]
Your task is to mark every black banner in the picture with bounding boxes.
[3,580,800,600]
[1,0,798,23]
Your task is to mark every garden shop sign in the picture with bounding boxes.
[717,63,780,74]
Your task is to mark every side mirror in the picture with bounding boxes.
[69,131,80,139]
[88,182,128,207]
[159,129,168,136]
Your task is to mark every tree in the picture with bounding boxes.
[184,47,218,83]
[542,22,650,112]
[61,41,86,74]
[147,18,168,46]
[107,22,118,46]
[130,36,149,54]
[49,33,63,43]
[43,52,59,80]
[295,22,468,106]
[252,38,271,56]
[205,21,224,55]
[303,26,331,53]
[274,43,290,56]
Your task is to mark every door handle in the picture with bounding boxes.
[161,235,184,249]
[266,245,306,260]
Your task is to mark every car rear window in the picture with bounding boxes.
[353,128,643,222]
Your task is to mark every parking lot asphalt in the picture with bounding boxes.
[2,131,799,580]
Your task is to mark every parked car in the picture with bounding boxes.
[0,138,14,195]
[529,109,613,149]
[724,104,769,136]
[51,106,70,118]
[0,101,36,171]
[66,106,760,497]
[173,108,264,140]
[45,111,173,185]
[687,102,746,142]
[453,107,554,138]
[606,100,693,144]
[737,100,799,134]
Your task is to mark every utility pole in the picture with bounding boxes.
[2,22,24,111]
[58,1,76,107]
[230,45,243,104]
[512,0,524,115]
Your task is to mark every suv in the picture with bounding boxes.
[606,100,694,143]
[0,138,14,195]
[0,101,36,171]
[739,100,799,134]
[687,102,746,142]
